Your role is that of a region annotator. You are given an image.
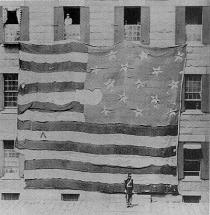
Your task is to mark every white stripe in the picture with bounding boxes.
[18,89,102,106]
[23,150,177,168]
[18,131,177,148]
[20,51,88,63]
[24,169,178,185]
[18,111,85,122]
[19,71,86,84]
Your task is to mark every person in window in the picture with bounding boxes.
[124,173,134,207]
[65,13,72,25]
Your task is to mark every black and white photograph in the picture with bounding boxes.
[0,0,209,214]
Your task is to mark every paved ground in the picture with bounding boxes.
[0,200,209,215]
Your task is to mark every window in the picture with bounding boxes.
[185,7,202,42]
[184,145,202,177]
[1,193,20,200]
[124,7,141,41]
[4,140,14,149]
[185,7,202,25]
[63,7,80,40]
[183,195,201,203]
[3,8,21,43]
[184,75,201,110]
[61,194,80,201]
[3,140,19,177]
[4,74,18,107]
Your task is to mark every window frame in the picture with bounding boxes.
[3,73,18,108]
[185,6,203,44]
[184,74,202,111]
[61,194,80,201]
[2,8,21,44]
[1,193,20,200]
[124,6,141,42]
[183,143,202,179]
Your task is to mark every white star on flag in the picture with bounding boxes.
[104,79,115,91]
[135,79,146,88]
[120,63,129,72]
[152,66,163,76]
[139,51,148,61]
[175,51,184,62]
[151,95,160,106]
[133,107,143,117]
[107,50,117,61]
[119,91,128,103]
[169,80,179,89]
[101,106,112,116]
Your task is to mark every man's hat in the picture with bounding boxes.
[128,173,131,176]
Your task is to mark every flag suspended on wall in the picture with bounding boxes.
[16,40,186,194]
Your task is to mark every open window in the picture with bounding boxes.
[124,7,141,41]
[64,7,80,40]
[185,7,202,43]
[3,8,21,43]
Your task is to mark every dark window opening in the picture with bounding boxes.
[124,7,141,25]
[63,7,80,24]
[183,196,201,203]
[61,194,80,201]
[184,148,201,177]
[5,11,18,24]
[184,75,201,110]
[185,7,202,25]
[1,193,20,200]
[3,140,14,149]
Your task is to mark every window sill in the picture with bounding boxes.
[182,110,203,115]
[182,176,201,182]
[0,108,17,114]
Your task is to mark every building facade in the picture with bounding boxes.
[0,0,209,204]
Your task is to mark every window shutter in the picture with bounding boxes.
[202,6,210,44]
[141,7,150,45]
[0,6,4,44]
[20,6,29,41]
[201,142,209,180]
[54,7,64,41]
[0,140,4,178]
[201,74,210,113]
[19,153,24,178]
[181,76,185,112]
[80,7,90,44]
[175,7,186,45]
[114,6,124,44]
[178,142,184,180]
[0,73,4,111]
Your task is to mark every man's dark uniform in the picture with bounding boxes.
[124,174,134,207]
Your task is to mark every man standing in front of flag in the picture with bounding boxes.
[124,173,134,207]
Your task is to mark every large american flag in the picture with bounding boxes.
[16,40,186,194]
